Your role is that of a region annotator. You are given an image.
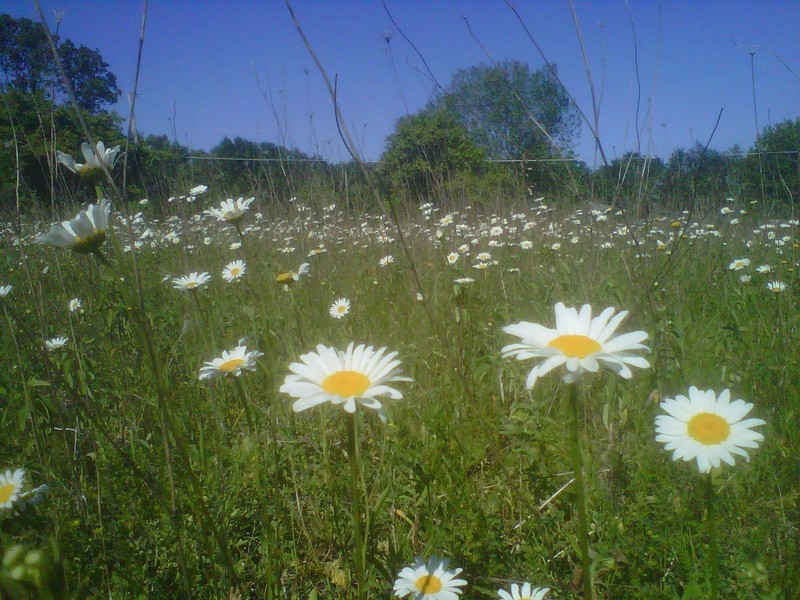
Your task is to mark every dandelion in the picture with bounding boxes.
[172,272,211,291]
[280,342,411,422]
[45,336,68,351]
[728,258,750,271]
[0,469,25,509]
[655,387,765,474]
[329,298,351,319]
[380,255,395,267]
[198,345,264,380]
[69,298,83,313]
[56,141,121,180]
[393,555,467,599]
[204,197,255,224]
[502,302,650,389]
[497,583,549,600]
[276,262,310,285]
[35,199,111,254]
[222,260,246,283]
[0,285,11,298]
[766,280,787,293]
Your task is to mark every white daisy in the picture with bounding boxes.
[69,298,83,313]
[446,252,459,265]
[45,336,69,351]
[655,387,766,473]
[56,140,120,179]
[380,255,395,267]
[276,262,310,285]
[222,260,247,283]
[766,280,787,293]
[204,197,255,224]
[199,345,264,380]
[189,184,208,196]
[502,302,650,389]
[35,199,111,254]
[728,258,750,271]
[329,298,351,319]
[393,555,467,599]
[280,342,411,422]
[756,264,772,274]
[172,272,211,291]
[498,583,549,600]
[0,469,25,509]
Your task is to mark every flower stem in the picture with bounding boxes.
[705,473,720,599]
[568,384,594,599]
[346,412,367,600]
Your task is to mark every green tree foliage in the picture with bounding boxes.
[0,14,121,114]
[735,118,800,205]
[429,60,580,160]
[661,143,732,208]
[379,109,486,198]
[593,152,665,207]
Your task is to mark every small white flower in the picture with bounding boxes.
[0,469,25,509]
[199,345,264,380]
[380,255,395,267]
[728,258,750,271]
[172,272,211,291]
[45,336,69,351]
[329,298,351,319]
[69,298,83,313]
[222,260,246,283]
[766,280,787,293]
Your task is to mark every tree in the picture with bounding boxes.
[429,60,580,160]
[0,14,120,114]
[734,118,800,205]
[379,109,486,198]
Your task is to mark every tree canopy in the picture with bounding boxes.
[429,60,580,160]
[0,14,120,114]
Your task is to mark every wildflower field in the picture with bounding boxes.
[1,184,798,599]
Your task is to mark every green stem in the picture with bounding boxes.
[705,473,720,599]
[233,377,257,439]
[346,412,367,600]
[568,384,594,600]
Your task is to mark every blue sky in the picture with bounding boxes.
[5,1,799,167]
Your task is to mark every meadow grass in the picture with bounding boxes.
[0,193,797,598]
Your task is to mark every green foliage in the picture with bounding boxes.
[430,60,580,160]
[379,109,486,199]
[735,118,800,206]
[0,14,121,114]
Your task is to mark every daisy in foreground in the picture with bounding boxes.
[0,469,24,509]
[279,343,411,422]
[502,302,650,389]
[204,196,255,224]
[498,583,549,600]
[393,556,467,599]
[35,199,111,254]
[199,345,264,380]
[655,387,766,473]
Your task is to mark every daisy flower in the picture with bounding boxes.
[0,469,25,509]
[393,556,467,599]
[276,262,310,285]
[329,298,351,319]
[0,285,11,298]
[766,280,787,293]
[728,258,750,271]
[204,197,255,224]
[189,184,208,196]
[655,387,766,473]
[172,272,211,291]
[199,345,264,380]
[380,255,395,267]
[222,260,246,283]
[497,583,549,600]
[57,140,121,180]
[446,252,459,265]
[45,336,69,351]
[69,298,83,313]
[35,199,111,254]
[756,264,772,274]
[280,342,411,422]
[502,302,650,389]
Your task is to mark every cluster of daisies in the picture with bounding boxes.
[728,257,789,291]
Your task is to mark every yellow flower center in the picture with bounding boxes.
[219,358,245,373]
[687,413,730,445]
[548,334,601,358]
[230,268,241,276]
[415,575,443,594]
[276,272,293,283]
[0,482,17,504]
[322,371,370,397]
[337,305,346,313]
[185,281,198,289]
